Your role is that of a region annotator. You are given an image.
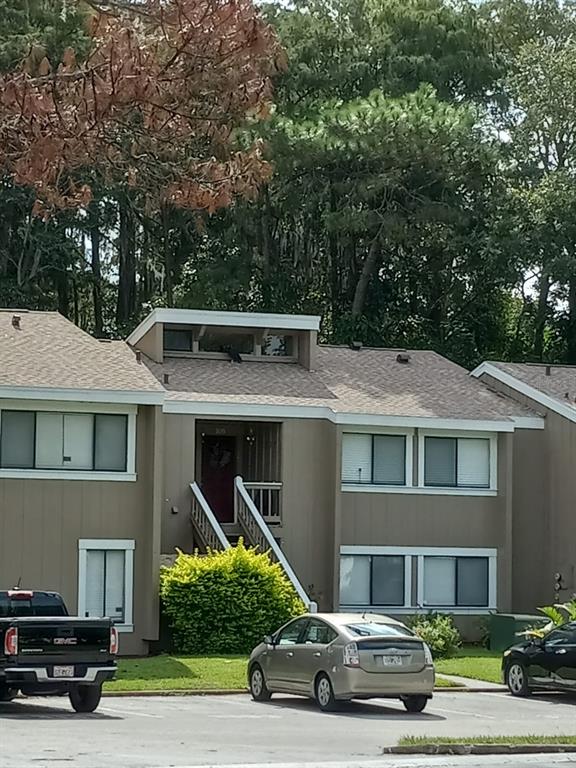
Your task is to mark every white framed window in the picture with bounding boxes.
[78,539,135,632]
[341,431,412,487]
[340,546,497,614]
[418,550,497,610]
[339,550,412,608]
[0,403,136,481]
[418,432,497,495]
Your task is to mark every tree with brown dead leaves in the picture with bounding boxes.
[0,0,284,217]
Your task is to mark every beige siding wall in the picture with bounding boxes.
[0,405,160,655]
[279,419,337,611]
[510,427,548,611]
[162,413,197,555]
[544,411,576,603]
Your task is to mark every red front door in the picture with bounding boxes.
[201,436,236,523]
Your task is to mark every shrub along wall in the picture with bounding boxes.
[160,543,306,654]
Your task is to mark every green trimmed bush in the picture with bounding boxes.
[410,613,461,659]
[160,542,306,654]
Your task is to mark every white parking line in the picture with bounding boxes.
[99,705,164,719]
[431,704,496,719]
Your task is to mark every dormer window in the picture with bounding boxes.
[199,329,254,355]
[162,324,298,361]
[164,328,193,352]
[262,334,294,357]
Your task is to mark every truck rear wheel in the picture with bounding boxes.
[0,685,17,702]
[69,684,102,713]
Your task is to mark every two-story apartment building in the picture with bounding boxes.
[0,306,549,654]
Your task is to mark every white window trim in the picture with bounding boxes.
[341,429,413,489]
[417,431,497,495]
[0,405,137,481]
[340,546,497,615]
[78,539,135,633]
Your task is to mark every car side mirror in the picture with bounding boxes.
[532,636,544,647]
[264,635,276,647]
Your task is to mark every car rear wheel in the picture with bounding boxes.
[250,664,271,702]
[506,662,530,697]
[402,695,428,713]
[69,684,102,713]
[315,673,338,712]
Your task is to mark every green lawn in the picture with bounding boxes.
[435,646,502,684]
[104,655,249,692]
[400,735,576,746]
[104,654,459,692]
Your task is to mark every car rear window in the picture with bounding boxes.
[346,622,414,638]
[0,592,67,618]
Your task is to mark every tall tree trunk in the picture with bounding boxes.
[162,205,174,306]
[533,268,551,361]
[567,274,576,363]
[56,268,70,318]
[351,229,382,319]
[90,215,104,337]
[116,195,137,327]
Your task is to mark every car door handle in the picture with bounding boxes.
[555,649,568,655]
[313,652,322,657]
[285,652,294,658]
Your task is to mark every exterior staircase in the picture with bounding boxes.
[188,476,317,612]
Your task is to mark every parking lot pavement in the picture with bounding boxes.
[2,692,576,768]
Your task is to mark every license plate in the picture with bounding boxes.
[53,665,75,678]
[379,655,403,666]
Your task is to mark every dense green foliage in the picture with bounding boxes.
[160,544,306,654]
[4,0,576,366]
[410,613,462,659]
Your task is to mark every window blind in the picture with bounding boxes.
[457,438,490,487]
[424,437,456,486]
[340,555,370,605]
[95,414,128,471]
[457,557,489,606]
[341,434,372,484]
[424,556,455,606]
[35,413,64,469]
[373,435,406,485]
[85,550,106,617]
[372,555,405,605]
[104,550,126,622]
[0,411,35,468]
[63,414,94,469]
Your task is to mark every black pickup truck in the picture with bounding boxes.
[0,589,117,713]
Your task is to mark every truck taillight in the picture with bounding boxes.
[110,626,119,655]
[343,641,360,667]
[4,626,18,656]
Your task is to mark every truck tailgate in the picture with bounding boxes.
[11,617,112,664]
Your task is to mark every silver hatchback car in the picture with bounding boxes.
[248,612,434,712]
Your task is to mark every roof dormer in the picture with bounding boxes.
[126,309,321,369]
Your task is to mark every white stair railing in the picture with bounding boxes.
[235,475,317,613]
[190,482,230,551]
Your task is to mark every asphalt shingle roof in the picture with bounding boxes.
[148,345,534,421]
[0,310,163,393]
[488,361,576,412]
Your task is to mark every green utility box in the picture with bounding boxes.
[489,613,547,652]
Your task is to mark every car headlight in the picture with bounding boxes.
[423,643,433,666]
[503,649,511,657]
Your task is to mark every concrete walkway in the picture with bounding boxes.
[437,673,507,691]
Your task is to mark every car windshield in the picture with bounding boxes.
[346,622,414,638]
